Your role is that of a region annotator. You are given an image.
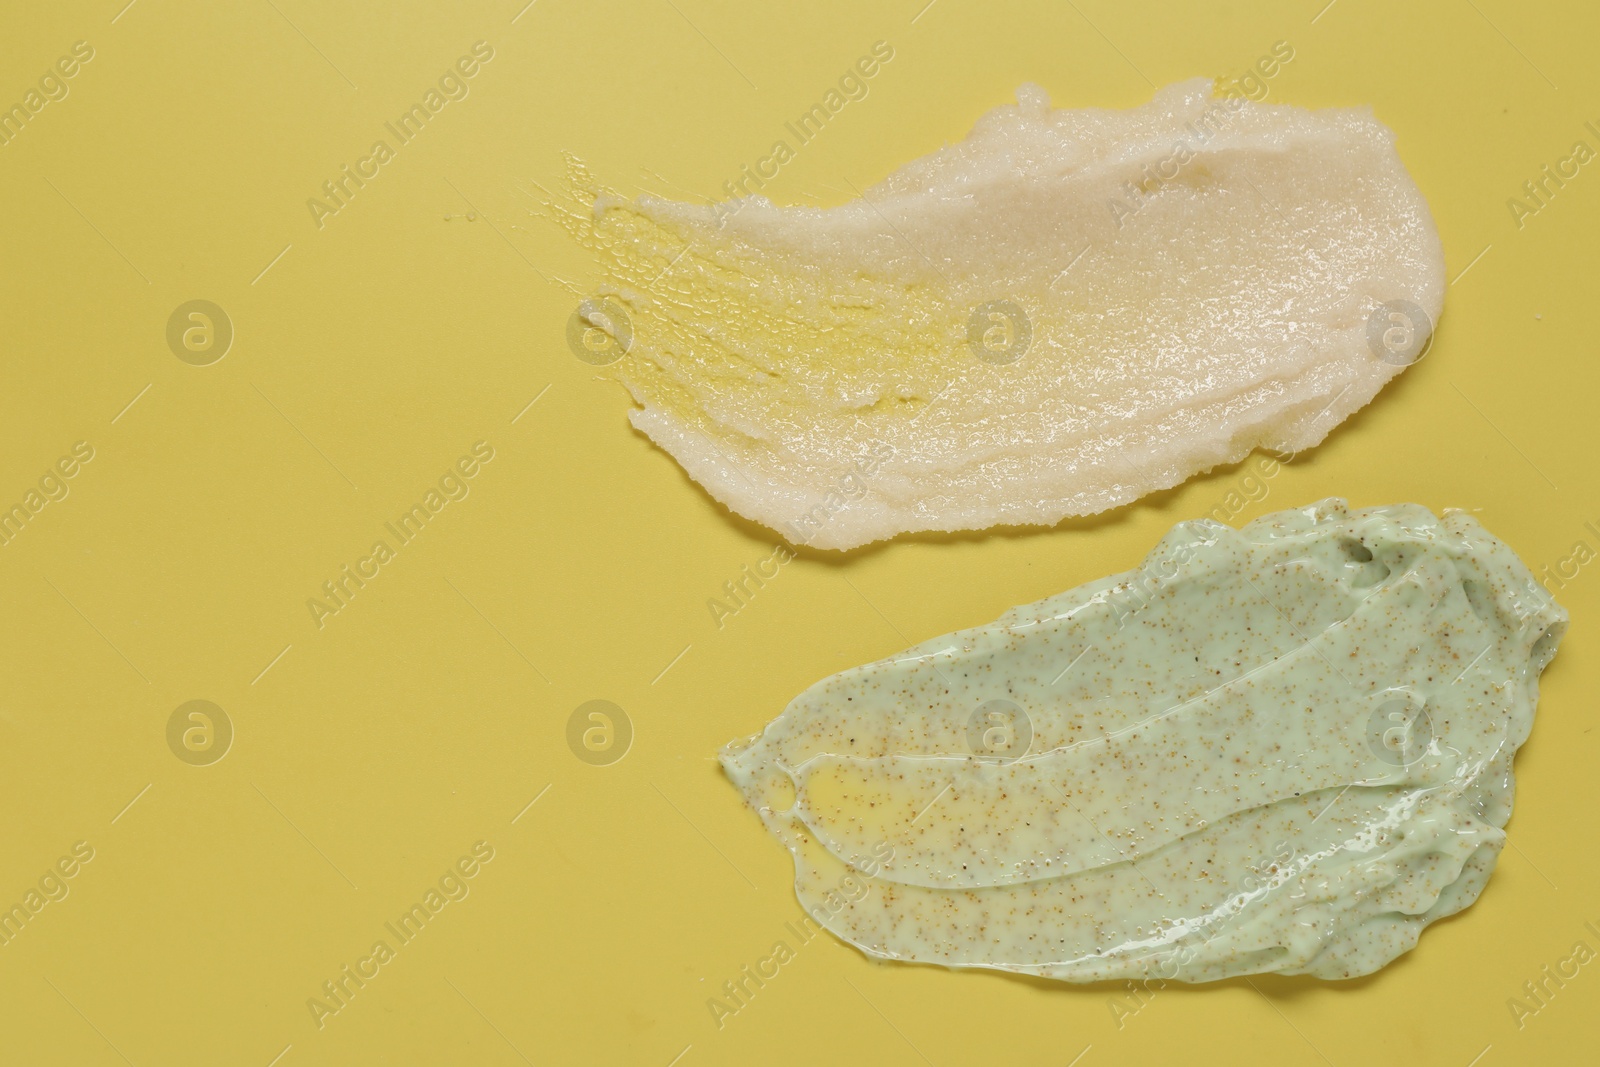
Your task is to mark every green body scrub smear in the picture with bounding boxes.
[722,500,1565,982]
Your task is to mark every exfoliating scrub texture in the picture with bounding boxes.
[559,81,1446,549]
[722,500,1564,982]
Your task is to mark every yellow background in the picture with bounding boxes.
[0,0,1596,1064]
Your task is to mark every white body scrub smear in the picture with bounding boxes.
[569,82,1447,549]
[722,501,1564,982]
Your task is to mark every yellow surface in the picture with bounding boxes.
[0,1,1596,1064]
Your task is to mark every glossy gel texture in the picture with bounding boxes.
[560,82,1445,550]
[721,501,1564,982]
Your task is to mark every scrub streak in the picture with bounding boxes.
[722,500,1565,982]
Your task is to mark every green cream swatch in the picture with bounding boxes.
[723,500,1565,982]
